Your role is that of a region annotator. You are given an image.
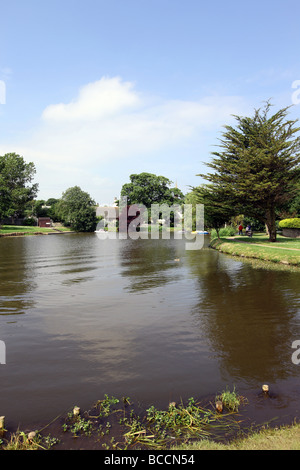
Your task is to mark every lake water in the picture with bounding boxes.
[0,232,300,430]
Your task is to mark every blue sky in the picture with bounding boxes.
[0,0,300,204]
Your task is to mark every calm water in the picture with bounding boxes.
[0,233,300,429]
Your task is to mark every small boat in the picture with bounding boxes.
[191,231,210,234]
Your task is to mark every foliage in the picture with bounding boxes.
[45,197,59,206]
[278,218,300,229]
[0,153,38,220]
[288,192,300,217]
[1,430,59,450]
[54,186,97,232]
[122,397,241,448]
[32,199,49,218]
[198,102,300,242]
[243,216,265,232]
[22,217,37,226]
[120,173,185,228]
[210,226,236,239]
[93,394,120,418]
[120,172,184,208]
[192,185,234,236]
[63,412,93,437]
[216,387,244,412]
[278,182,300,218]
[184,191,199,230]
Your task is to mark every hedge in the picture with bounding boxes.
[278,218,300,229]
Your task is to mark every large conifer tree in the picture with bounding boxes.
[199,102,300,241]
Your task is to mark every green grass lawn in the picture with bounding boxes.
[233,233,300,249]
[0,225,71,235]
[210,233,300,266]
[173,422,300,450]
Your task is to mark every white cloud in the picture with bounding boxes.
[27,79,245,164]
[0,77,248,202]
[42,76,141,122]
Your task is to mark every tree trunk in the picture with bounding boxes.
[265,224,269,236]
[265,209,277,242]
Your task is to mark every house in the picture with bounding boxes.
[96,205,144,231]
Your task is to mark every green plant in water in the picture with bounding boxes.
[62,411,93,437]
[216,386,245,412]
[123,397,242,449]
[1,430,49,450]
[93,394,120,418]
[70,416,93,436]
[44,434,60,449]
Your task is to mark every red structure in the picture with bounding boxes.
[118,205,146,232]
[38,217,51,228]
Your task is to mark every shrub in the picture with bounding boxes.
[210,226,236,239]
[23,217,37,226]
[278,218,300,229]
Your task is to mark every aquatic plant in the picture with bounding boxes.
[122,396,243,449]
[216,386,246,412]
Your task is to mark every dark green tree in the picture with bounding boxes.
[120,173,185,227]
[0,153,38,221]
[120,172,184,207]
[54,186,97,232]
[198,102,300,241]
[33,200,49,217]
[46,198,59,207]
[192,185,234,237]
[280,182,300,217]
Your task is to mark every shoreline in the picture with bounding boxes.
[1,391,300,451]
[0,229,75,237]
[209,235,300,267]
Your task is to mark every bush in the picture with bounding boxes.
[210,226,236,239]
[243,217,265,232]
[278,218,300,229]
[23,217,37,226]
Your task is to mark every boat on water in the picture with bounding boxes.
[191,231,210,234]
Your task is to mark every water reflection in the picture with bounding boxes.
[186,248,300,385]
[0,238,37,315]
[119,237,185,293]
[0,233,300,428]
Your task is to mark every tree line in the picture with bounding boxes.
[0,156,98,232]
[0,101,299,239]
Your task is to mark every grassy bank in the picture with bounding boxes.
[173,422,300,450]
[210,233,300,266]
[0,225,72,236]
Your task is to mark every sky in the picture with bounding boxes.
[0,0,300,205]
